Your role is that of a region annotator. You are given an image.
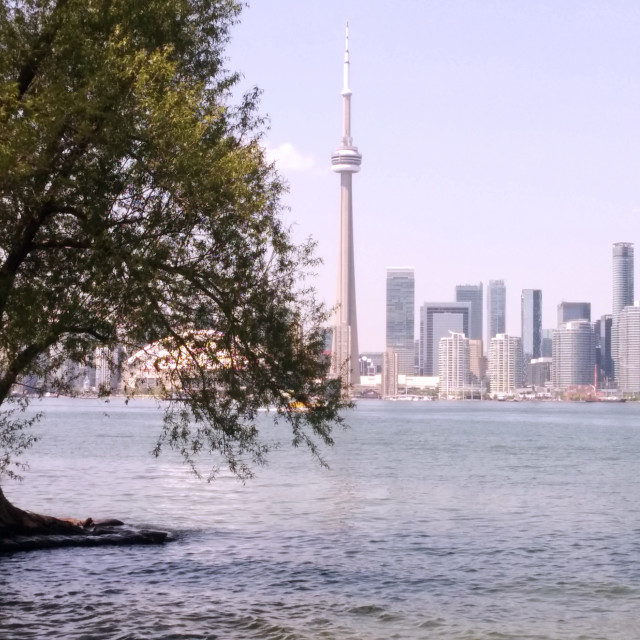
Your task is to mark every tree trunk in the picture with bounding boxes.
[0,484,85,537]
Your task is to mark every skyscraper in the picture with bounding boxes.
[487,280,506,345]
[386,268,415,376]
[552,321,595,390]
[617,303,640,393]
[521,289,542,385]
[521,289,542,358]
[419,302,470,376]
[455,283,483,341]
[598,314,613,382]
[330,25,362,386]
[557,301,591,327]
[612,242,634,380]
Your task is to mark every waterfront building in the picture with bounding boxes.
[455,283,483,341]
[94,346,122,391]
[617,303,640,393]
[438,332,470,399]
[329,25,362,387]
[487,280,506,345]
[488,333,523,395]
[530,357,553,388]
[552,321,595,391]
[612,242,634,380]
[419,302,470,376]
[521,289,542,384]
[386,268,415,376]
[359,352,383,376]
[381,349,398,397]
[557,301,591,327]
[469,339,486,384]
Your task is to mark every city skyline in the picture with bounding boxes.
[227,3,640,350]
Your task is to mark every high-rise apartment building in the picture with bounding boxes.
[612,242,634,380]
[386,268,415,376]
[552,320,595,390]
[487,280,506,345]
[469,339,486,384]
[438,332,470,398]
[617,303,640,393]
[419,302,470,376]
[381,349,399,397]
[557,302,591,327]
[488,333,523,395]
[455,283,483,341]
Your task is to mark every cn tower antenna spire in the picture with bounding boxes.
[330,22,362,389]
[341,22,352,145]
[343,22,351,94]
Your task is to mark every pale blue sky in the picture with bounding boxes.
[227,1,640,351]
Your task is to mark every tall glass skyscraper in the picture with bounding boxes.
[557,301,591,327]
[487,280,506,345]
[521,289,542,359]
[612,242,634,380]
[455,283,483,341]
[385,268,415,376]
[420,302,470,376]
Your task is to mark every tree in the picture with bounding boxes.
[0,0,346,536]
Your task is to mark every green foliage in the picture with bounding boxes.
[0,398,39,480]
[0,0,347,481]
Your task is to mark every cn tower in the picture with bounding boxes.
[330,23,362,387]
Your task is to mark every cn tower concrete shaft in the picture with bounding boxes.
[330,24,362,387]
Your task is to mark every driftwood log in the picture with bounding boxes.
[0,487,172,553]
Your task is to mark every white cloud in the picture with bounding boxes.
[266,142,315,172]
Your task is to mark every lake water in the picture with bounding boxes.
[1,398,640,639]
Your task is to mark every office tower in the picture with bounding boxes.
[541,329,553,357]
[521,289,542,384]
[455,283,483,341]
[330,25,362,386]
[598,315,613,382]
[552,320,595,390]
[617,303,640,393]
[382,349,399,397]
[521,290,542,358]
[488,334,523,395]
[438,332,470,398]
[612,242,634,380]
[557,301,591,327]
[469,339,486,384]
[487,280,506,345]
[419,302,470,376]
[386,268,415,376]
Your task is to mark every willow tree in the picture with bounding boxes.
[0,0,345,536]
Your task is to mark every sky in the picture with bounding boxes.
[226,1,640,352]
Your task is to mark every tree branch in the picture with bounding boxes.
[16,0,71,100]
